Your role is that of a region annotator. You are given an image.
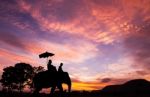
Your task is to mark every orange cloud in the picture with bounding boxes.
[71,81,105,91]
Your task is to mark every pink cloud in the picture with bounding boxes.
[24,39,99,64]
[17,0,129,45]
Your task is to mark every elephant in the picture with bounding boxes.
[32,71,71,95]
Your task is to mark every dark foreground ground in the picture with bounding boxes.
[0,91,150,97]
[1,79,150,97]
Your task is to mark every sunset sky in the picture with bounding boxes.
[0,0,150,91]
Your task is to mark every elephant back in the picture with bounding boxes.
[33,71,58,88]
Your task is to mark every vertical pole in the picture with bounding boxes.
[47,58,48,64]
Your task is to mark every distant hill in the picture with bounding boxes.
[100,79,150,96]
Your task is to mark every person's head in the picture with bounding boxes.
[48,60,52,64]
[60,63,63,66]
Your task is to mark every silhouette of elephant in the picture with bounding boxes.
[32,71,71,95]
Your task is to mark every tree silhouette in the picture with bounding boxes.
[14,63,34,92]
[33,66,45,74]
[0,63,46,92]
[1,66,17,91]
[1,63,34,92]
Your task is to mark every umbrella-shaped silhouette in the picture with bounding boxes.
[39,51,54,58]
[39,52,54,63]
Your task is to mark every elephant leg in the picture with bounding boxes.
[33,87,41,95]
[57,84,64,97]
[50,86,56,96]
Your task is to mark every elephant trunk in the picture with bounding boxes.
[67,79,71,93]
[65,72,72,92]
[61,72,72,92]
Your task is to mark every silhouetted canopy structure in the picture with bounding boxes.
[39,51,54,58]
[1,63,34,92]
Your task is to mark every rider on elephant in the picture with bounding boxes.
[47,60,57,73]
[58,63,64,72]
